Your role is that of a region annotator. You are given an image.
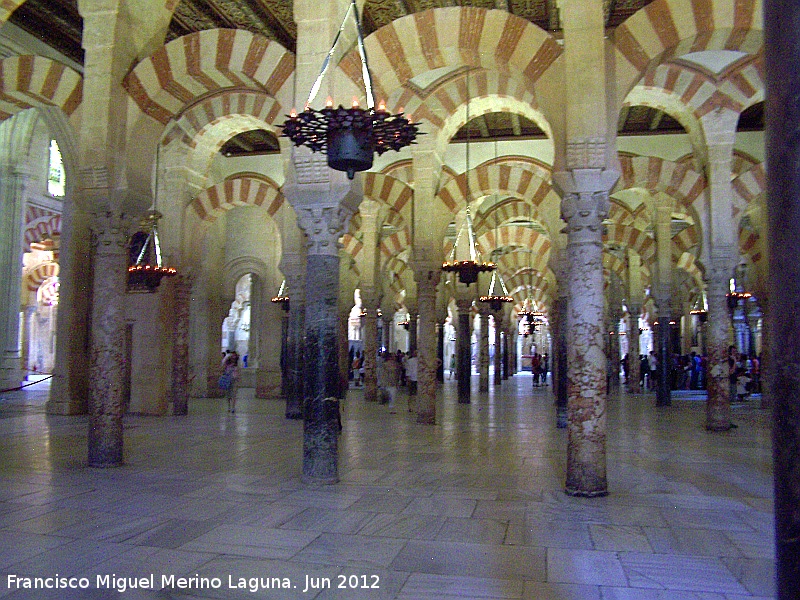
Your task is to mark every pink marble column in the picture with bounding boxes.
[362,295,379,402]
[555,169,618,497]
[477,307,490,392]
[413,263,440,424]
[170,274,193,415]
[87,212,128,468]
[705,253,735,431]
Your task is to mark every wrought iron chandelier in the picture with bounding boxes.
[441,69,495,285]
[127,146,177,293]
[271,279,290,311]
[281,0,420,179]
[479,269,513,311]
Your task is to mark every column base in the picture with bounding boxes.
[565,487,609,498]
[416,410,435,425]
[705,422,736,432]
[300,474,339,485]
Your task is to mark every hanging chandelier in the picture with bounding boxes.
[281,0,420,179]
[271,279,290,311]
[127,211,177,293]
[479,269,513,311]
[441,69,495,286]
[127,147,177,293]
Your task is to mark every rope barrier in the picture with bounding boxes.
[0,374,53,395]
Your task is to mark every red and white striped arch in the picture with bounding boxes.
[162,90,282,148]
[341,234,363,261]
[190,175,284,222]
[24,207,61,251]
[340,7,561,110]
[24,262,59,293]
[496,247,552,281]
[124,30,293,125]
[616,154,706,208]
[474,197,549,236]
[437,163,557,218]
[732,162,765,206]
[603,224,656,264]
[363,173,414,217]
[0,56,82,121]
[612,0,762,92]
[476,226,551,264]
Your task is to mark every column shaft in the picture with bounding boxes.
[87,214,127,468]
[478,310,490,392]
[493,313,503,386]
[302,254,340,483]
[414,267,440,424]
[363,302,378,402]
[170,275,192,415]
[457,304,471,403]
[705,260,733,431]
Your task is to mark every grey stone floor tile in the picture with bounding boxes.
[618,552,748,594]
[547,548,628,586]
[589,524,653,552]
[434,517,508,545]
[390,539,546,580]
[399,573,523,598]
[522,581,601,600]
[179,524,319,559]
[292,533,406,568]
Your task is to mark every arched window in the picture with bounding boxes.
[47,140,65,197]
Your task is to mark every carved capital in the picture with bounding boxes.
[91,211,128,254]
[295,205,351,256]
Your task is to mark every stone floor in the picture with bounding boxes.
[0,376,775,599]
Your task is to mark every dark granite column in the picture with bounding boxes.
[477,307,490,392]
[502,329,510,380]
[170,274,193,415]
[436,322,445,382]
[554,168,618,497]
[280,254,306,420]
[87,212,128,468]
[288,177,360,485]
[493,311,503,386]
[412,262,440,424]
[764,8,800,593]
[627,304,642,393]
[408,310,418,354]
[655,303,672,406]
[456,297,472,403]
[705,253,734,431]
[280,307,290,399]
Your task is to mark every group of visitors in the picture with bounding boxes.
[530,353,548,387]
[630,348,760,398]
[347,348,419,414]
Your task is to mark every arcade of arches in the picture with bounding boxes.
[1,0,799,593]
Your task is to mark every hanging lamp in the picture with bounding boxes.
[127,146,177,293]
[441,69,495,285]
[281,0,420,179]
[479,142,512,310]
[271,279,290,311]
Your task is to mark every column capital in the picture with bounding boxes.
[411,260,442,293]
[707,248,737,283]
[455,297,473,313]
[553,169,619,243]
[284,177,362,257]
[91,211,128,253]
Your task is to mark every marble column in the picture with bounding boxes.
[607,279,622,393]
[705,253,735,431]
[627,304,642,393]
[493,311,503,386]
[502,328,510,380]
[764,6,800,590]
[412,262,440,424]
[170,274,193,415]
[408,312,418,354]
[288,176,360,485]
[337,307,349,399]
[362,294,379,402]
[654,301,672,406]
[280,306,290,399]
[436,322,445,382]
[456,297,472,403]
[281,254,306,420]
[0,165,27,390]
[554,168,618,497]
[477,307,490,392]
[554,295,568,428]
[87,212,128,468]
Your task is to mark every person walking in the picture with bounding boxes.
[404,350,418,412]
[220,350,240,413]
[380,352,401,414]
